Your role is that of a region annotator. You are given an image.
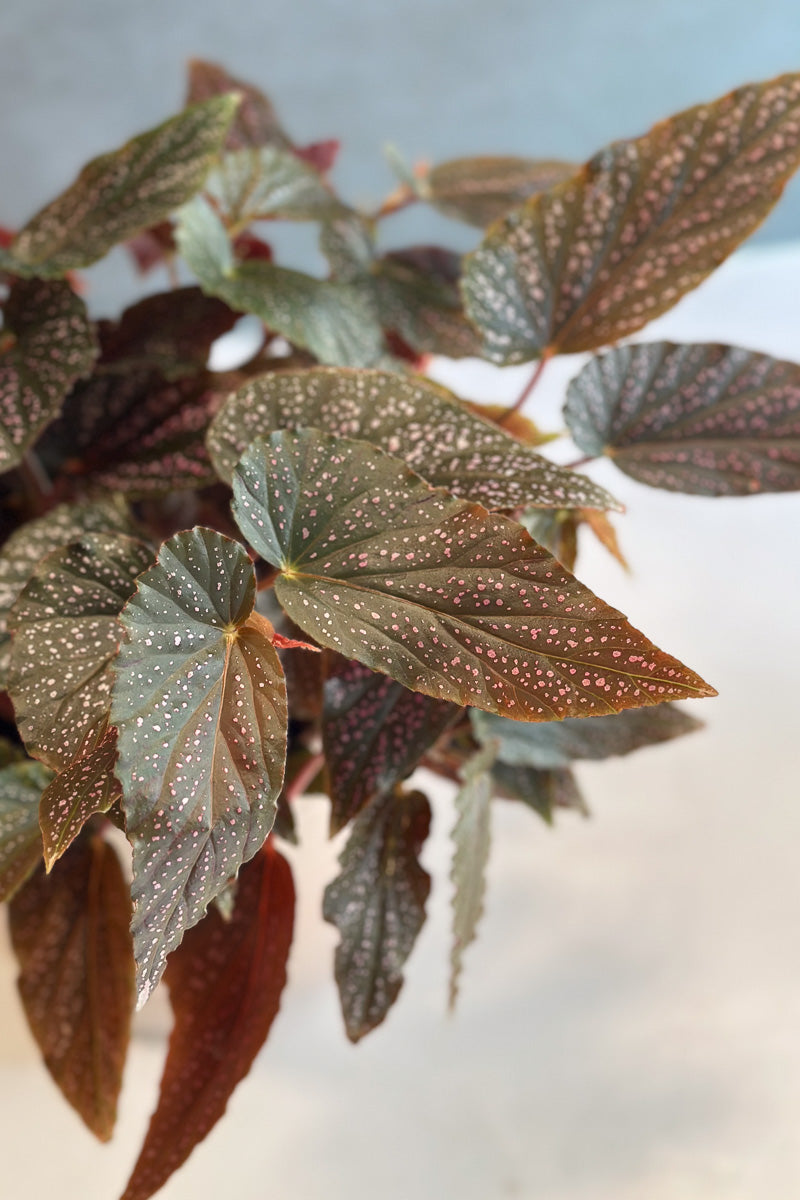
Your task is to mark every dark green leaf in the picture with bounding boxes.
[186,59,292,152]
[8,836,134,1141]
[0,756,53,901]
[210,146,346,226]
[119,842,294,1200]
[9,96,238,275]
[449,741,495,1008]
[462,74,800,362]
[425,155,577,227]
[320,214,375,281]
[491,761,587,823]
[323,787,431,1042]
[323,654,460,833]
[209,365,617,511]
[565,341,800,496]
[371,247,483,359]
[8,533,153,770]
[0,497,137,687]
[176,197,386,367]
[111,527,288,1005]
[232,430,715,720]
[39,721,121,871]
[472,703,702,769]
[0,279,97,471]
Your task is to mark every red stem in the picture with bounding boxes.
[286,751,325,802]
[564,454,596,470]
[500,349,554,424]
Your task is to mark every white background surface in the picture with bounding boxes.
[1,245,800,1199]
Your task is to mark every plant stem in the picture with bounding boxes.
[564,454,596,470]
[370,183,419,222]
[286,751,325,802]
[500,349,554,424]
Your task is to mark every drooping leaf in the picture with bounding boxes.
[209,365,617,511]
[462,74,800,362]
[323,787,431,1042]
[491,761,587,824]
[371,246,483,359]
[323,654,460,833]
[176,196,386,367]
[8,836,134,1140]
[0,278,97,471]
[119,842,294,1200]
[111,527,288,1005]
[186,58,292,152]
[471,702,702,769]
[39,721,121,871]
[449,740,496,1009]
[580,508,629,571]
[209,146,345,226]
[425,155,577,227]
[0,756,53,901]
[564,341,800,496]
[232,430,715,721]
[0,497,137,686]
[8,96,238,275]
[8,532,154,770]
[98,286,237,379]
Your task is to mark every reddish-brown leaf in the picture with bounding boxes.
[8,836,134,1141]
[425,155,578,227]
[186,59,292,151]
[120,842,295,1200]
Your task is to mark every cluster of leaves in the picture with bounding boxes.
[1,58,799,1199]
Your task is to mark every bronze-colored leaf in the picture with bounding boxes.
[565,340,800,495]
[186,58,292,152]
[98,286,237,379]
[371,246,483,359]
[463,74,800,361]
[119,842,294,1200]
[323,787,431,1042]
[426,155,577,227]
[8,836,134,1141]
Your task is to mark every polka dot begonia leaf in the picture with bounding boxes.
[425,155,577,228]
[0,755,53,902]
[39,720,122,871]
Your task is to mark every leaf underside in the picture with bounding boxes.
[209,365,618,512]
[232,429,715,721]
[491,761,587,823]
[323,787,431,1042]
[120,842,294,1200]
[565,341,800,495]
[186,58,292,152]
[111,527,288,1005]
[449,742,495,1008]
[8,836,134,1141]
[462,73,800,361]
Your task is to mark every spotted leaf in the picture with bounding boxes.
[8,836,134,1141]
[210,146,345,226]
[119,842,294,1200]
[39,722,121,871]
[8,96,238,275]
[176,196,385,367]
[462,74,800,362]
[449,741,495,1009]
[110,527,288,1005]
[472,702,702,769]
[425,155,577,227]
[491,762,587,824]
[0,278,98,472]
[370,246,483,359]
[209,366,617,511]
[565,341,800,496]
[186,58,292,152]
[323,654,460,833]
[0,497,137,687]
[8,533,154,771]
[0,756,53,901]
[323,787,431,1042]
[232,430,715,721]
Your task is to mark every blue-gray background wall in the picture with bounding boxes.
[2,0,800,312]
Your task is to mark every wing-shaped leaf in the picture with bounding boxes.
[8,836,133,1141]
[111,527,288,1005]
[209,365,617,512]
[8,533,154,770]
[425,156,577,227]
[472,703,702,769]
[39,722,121,870]
[449,742,495,1008]
[176,196,385,367]
[323,654,460,833]
[565,341,800,496]
[119,841,294,1200]
[210,146,345,226]
[462,74,800,362]
[323,787,431,1042]
[0,756,53,901]
[186,58,292,152]
[0,497,137,687]
[9,96,238,275]
[371,247,483,359]
[232,430,715,721]
[0,278,97,471]
[491,761,587,823]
